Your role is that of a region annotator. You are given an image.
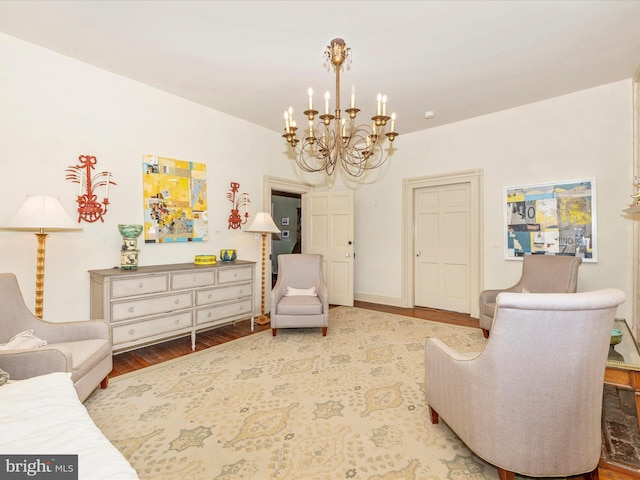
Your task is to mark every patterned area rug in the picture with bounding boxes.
[85,307,499,479]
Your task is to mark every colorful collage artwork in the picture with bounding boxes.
[504,179,596,261]
[142,155,208,243]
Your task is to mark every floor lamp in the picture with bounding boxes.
[1,195,81,318]
[245,212,280,325]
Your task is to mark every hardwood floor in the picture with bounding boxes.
[110,301,636,480]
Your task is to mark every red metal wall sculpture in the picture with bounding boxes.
[227,181,250,229]
[65,155,116,223]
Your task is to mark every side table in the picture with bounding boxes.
[605,318,640,430]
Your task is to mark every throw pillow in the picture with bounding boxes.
[286,286,317,296]
[0,330,47,350]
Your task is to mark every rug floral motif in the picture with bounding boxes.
[86,307,499,479]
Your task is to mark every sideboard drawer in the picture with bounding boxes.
[112,311,192,345]
[195,283,252,306]
[112,291,193,321]
[218,266,253,284]
[195,299,252,326]
[171,270,215,290]
[111,274,168,299]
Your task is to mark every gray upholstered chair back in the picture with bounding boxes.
[479,255,582,334]
[277,253,324,290]
[426,288,625,478]
[0,273,35,342]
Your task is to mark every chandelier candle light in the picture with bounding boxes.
[283,38,399,177]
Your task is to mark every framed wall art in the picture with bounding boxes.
[142,154,208,243]
[504,178,596,261]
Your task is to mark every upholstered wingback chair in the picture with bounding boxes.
[0,273,112,402]
[270,254,329,336]
[426,289,625,480]
[479,255,582,336]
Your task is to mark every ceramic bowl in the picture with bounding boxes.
[194,255,217,265]
[610,328,623,345]
[220,249,237,262]
[118,224,143,239]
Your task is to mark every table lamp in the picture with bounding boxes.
[1,195,82,318]
[245,212,280,325]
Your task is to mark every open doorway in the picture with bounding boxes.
[271,190,302,287]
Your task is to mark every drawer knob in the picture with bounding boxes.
[138,283,144,288]
[128,329,135,335]
[175,299,180,304]
[239,288,243,294]
[175,319,180,324]
[208,294,212,299]
[207,312,212,318]
[128,306,135,313]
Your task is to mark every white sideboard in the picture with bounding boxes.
[89,261,255,353]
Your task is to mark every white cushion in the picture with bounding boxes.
[286,286,317,296]
[0,330,47,350]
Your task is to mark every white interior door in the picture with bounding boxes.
[303,190,354,306]
[415,182,471,313]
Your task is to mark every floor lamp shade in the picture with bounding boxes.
[245,212,280,326]
[1,195,81,318]
[2,196,81,232]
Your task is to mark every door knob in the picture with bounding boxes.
[345,253,350,257]
[416,251,422,257]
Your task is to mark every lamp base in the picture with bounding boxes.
[255,315,270,326]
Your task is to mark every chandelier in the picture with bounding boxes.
[282,38,399,178]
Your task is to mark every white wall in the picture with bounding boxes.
[0,33,282,321]
[2,32,635,325]
[352,80,635,322]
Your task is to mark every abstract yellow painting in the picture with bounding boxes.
[142,154,207,243]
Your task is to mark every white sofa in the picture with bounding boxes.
[0,372,138,480]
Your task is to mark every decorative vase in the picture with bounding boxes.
[118,224,143,270]
[220,249,237,262]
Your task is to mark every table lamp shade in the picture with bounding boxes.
[245,212,281,234]
[2,195,81,232]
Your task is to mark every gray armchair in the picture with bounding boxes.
[426,289,625,480]
[479,255,582,337]
[0,273,112,402]
[270,254,329,336]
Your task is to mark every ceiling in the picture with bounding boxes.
[1,1,640,135]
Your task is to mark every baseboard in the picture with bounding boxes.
[354,293,406,308]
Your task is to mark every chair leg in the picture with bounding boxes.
[322,327,327,336]
[582,467,599,480]
[100,375,109,389]
[497,469,515,480]
[429,406,439,424]
[272,328,277,336]
[482,328,490,339]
